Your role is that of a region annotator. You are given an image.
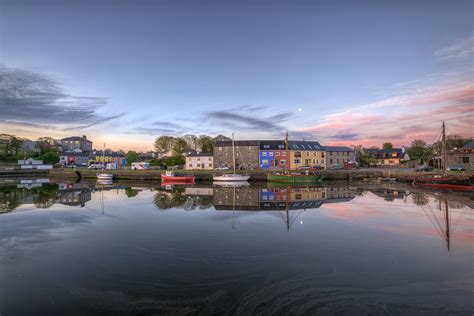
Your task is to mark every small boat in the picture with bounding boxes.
[161,171,195,183]
[267,173,322,183]
[213,174,250,182]
[96,143,113,181]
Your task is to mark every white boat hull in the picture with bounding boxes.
[213,174,250,181]
[213,181,250,187]
[97,173,113,180]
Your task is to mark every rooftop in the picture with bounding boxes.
[215,140,259,147]
[323,146,354,152]
[287,140,322,151]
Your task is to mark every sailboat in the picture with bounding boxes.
[412,122,473,191]
[97,143,113,181]
[213,133,250,182]
[267,131,323,183]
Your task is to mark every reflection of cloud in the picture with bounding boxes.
[434,35,474,61]
[0,211,92,262]
[0,66,124,131]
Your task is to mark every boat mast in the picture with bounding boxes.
[285,130,289,174]
[102,143,106,172]
[232,132,236,175]
[442,122,447,176]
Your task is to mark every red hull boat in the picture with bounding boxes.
[161,174,195,183]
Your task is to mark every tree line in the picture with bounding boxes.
[154,134,230,156]
[0,134,60,163]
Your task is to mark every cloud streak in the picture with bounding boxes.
[434,35,474,61]
[0,66,124,131]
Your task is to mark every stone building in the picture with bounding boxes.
[213,140,259,170]
[61,135,93,155]
[185,152,214,170]
[448,140,474,170]
[323,146,356,169]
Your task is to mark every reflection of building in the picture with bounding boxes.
[212,186,355,211]
[370,188,407,201]
[58,189,92,207]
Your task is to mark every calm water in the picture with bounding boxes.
[0,180,473,315]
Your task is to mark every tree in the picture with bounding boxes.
[382,142,393,150]
[172,138,187,156]
[198,135,213,153]
[40,151,60,164]
[183,134,198,150]
[407,139,430,160]
[125,151,140,165]
[165,155,185,167]
[36,137,56,154]
[0,134,22,156]
[154,136,175,152]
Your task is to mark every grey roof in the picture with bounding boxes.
[462,140,474,149]
[62,136,90,142]
[215,140,259,147]
[259,140,286,150]
[323,146,354,152]
[187,152,213,157]
[367,148,403,158]
[287,141,322,151]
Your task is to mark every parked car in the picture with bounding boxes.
[344,162,358,169]
[447,165,465,171]
[88,164,101,170]
[216,166,230,170]
[330,165,344,170]
[415,165,434,172]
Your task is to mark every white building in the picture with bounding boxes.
[185,153,213,170]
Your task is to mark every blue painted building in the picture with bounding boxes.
[259,140,289,170]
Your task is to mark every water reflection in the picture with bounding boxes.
[0,179,472,315]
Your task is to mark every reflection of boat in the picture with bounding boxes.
[161,171,195,183]
[213,133,250,183]
[213,181,250,187]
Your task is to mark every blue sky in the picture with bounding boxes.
[1,0,473,150]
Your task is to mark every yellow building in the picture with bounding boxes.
[287,141,325,170]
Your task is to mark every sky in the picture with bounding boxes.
[1,0,473,151]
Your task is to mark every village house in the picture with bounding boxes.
[185,152,213,170]
[61,135,93,155]
[59,152,90,167]
[448,140,474,170]
[93,150,127,169]
[259,140,290,170]
[367,148,407,166]
[213,140,259,170]
[323,146,355,169]
[287,141,325,170]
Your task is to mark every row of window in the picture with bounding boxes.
[261,151,287,157]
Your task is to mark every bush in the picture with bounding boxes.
[40,151,60,164]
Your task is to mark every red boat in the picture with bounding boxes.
[161,172,195,183]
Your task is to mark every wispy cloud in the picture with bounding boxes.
[0,66,124,131]
[302,75,474,147]
[434,35,474,61]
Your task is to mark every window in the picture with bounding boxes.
[330,159,333,164]
[306,151,310,157]
[262,152,267,156]
[321,159,324,164]
[209,163,212,167]
[294,152,302,158]
[269,152,274,157]
[218,147,222,151]
[294,159,301,164]
[280,159,286,165]
[275,152,280,156]
[261,159,268,165]
[264,145,270,149]
[321,152,325,158]
[282,152,287,156]
[460,157,469,163]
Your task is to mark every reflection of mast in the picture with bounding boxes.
[232,185,236,230]
[444,199,450,251]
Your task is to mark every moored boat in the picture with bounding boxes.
[96,143,113,181]
[161,171,195,183]
[212,132,250,183]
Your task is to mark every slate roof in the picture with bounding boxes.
[259,140,286,150]
[187,152,213,157]
[462,140,474,149]
[367,148,404,158]
[287,141,322,151]
[215,140,259,147]
[323,146,354,152]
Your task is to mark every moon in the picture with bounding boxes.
[298,108,302,112]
